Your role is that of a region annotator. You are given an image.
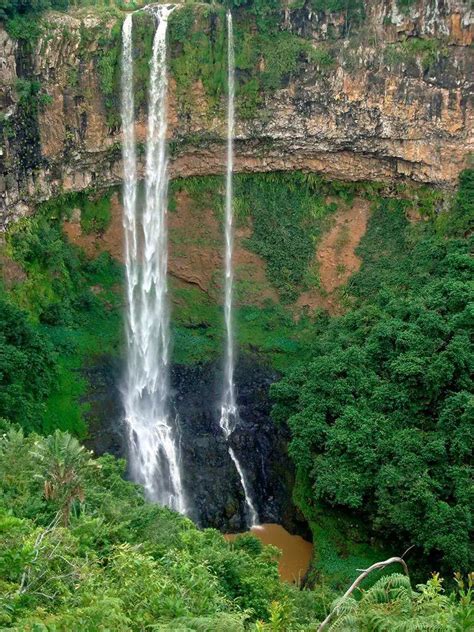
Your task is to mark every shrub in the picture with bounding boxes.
[0,424,321,629]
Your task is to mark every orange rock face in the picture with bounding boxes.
[62,189,373,315]
[1,0,473,228]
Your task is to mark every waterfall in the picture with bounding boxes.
[220,9,237,439]
[219,11,259,527]
[121,6,185,513]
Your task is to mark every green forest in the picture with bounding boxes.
[1,170,472,629]
[1,0,473,629]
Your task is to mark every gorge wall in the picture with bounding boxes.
[0,0,473,228]
[1,0,472,549]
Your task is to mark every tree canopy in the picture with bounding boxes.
[272,195,473,572]
[0,423,325,630]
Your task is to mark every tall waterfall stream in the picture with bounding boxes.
[121,5,185,513]
[219,11,259,527]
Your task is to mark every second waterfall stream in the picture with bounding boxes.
[219,10,259,527]
[121,5,186,513]
[121,6,258,525]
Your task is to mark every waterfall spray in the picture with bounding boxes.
[219,11,259,527]
[121,6,185,513]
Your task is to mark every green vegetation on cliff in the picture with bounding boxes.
[168,4,334,120]
[0,192,121,436]
[235,173,337,302]
[272,180,474,574]
[4,1,336,125]
[0,299,57,432]
[0,167,472,630]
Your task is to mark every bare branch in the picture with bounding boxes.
[401,545,415,559]
[18,513,61,595]
[318,556,410,631]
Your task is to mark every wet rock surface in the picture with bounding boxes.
[84,353,308,536]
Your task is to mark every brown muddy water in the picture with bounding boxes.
[226,523,313,583]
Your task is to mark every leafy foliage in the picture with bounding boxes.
[0,298,57,431]
[95,19,123,129]
[436,169,474,237]
[310,0,365,30]
[272,196,473,571]
[130,9,155,114]
[168,5,333,120]
[235,173,338,302]
[169,5,227,116]
[78,190,112,235]
[396,0,417,14]
[0,424,321,630]
[328,572,474,631]
[1,0,69,22]
[384,37,447,71]
[1,198,122,435]
[30,430,93,525]
[8,427,466,631]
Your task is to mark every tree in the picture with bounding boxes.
[0,297,57,431]
[30,430,93,525]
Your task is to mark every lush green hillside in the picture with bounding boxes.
[272,172,474,577]
[1,424,472,630]
[0,193,122,436]
[0,425,325,629]
[0,171,472,629]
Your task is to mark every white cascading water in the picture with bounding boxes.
[219,11,259,527]
[121,6,185,513]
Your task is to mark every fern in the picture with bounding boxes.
[150,614,246,631]
[328,573,472,631]
[362,573,412,605]
[330,613,360,631]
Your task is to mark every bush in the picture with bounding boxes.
[235,173,337,302]
[0,425,321,629]
[436,169,474,237]
[0,298,57,432]
[326,572,474,630]
[2,195,122,435]
[79,192,112,235]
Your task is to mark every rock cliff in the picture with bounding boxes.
[0,0,472,227]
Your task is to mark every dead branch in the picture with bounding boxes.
[318,556,410,631]
[18,513,61,595]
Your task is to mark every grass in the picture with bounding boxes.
[384,37,447,71]
[309,510,392,590]
[170,281,313,371]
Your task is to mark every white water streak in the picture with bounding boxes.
[219,11,259,527]
[229,448,259,526]
[121,7,185,513]
[220,10,237,438]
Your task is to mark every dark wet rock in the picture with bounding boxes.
[83,355,125,459]
[84,353,308,537]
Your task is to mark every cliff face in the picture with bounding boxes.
[0,0,472,227]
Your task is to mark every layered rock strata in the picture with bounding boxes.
[0,0,473,227]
